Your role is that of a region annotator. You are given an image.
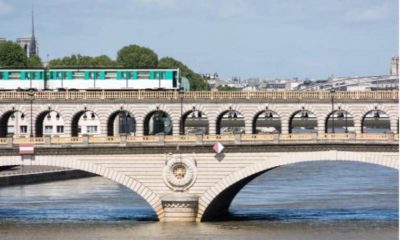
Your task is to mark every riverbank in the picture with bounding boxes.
[0,166,95,186]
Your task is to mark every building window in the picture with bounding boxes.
[56,126,64,133]
[87,126,98,134]
[7,125,14,136]
[44,125,53,134]
[20,125,28,134]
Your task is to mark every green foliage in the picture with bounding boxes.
[48,54,117,68]
[28,55,43,68]
[117,45,158,68]
[217,85,239,91]
[158,57,209,90]
[0,41,28,67]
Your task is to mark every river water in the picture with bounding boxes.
[0,161,398,240]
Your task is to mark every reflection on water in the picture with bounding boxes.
[0,161,397,239]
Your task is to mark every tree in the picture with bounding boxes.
[92,55,117,67]
[117,44,158,68]
[158,57,209,90]
[48,54,117,68]
[217,85,238,91]
[0,41,28,67]
[28,55,43,68]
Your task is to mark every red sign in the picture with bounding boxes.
[19,144,34,154]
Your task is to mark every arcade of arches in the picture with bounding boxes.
[0,107,395,137]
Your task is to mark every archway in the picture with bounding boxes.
[0,110,29,137]
[180,107,209,135]
[71,109,100,136]
[325,108,354,133]
[107,110,136,136]
[35,110,65,137]
[362,108,391,133]
[0,157,164,221]
[216,108,245,134]
[252,109,281,134]
[143,109,172,135]
[197,152,398,221]
[289,108,317,133]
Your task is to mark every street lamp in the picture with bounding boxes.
[27,90,35,138]
[179,87,184,135]
[330,89,336,133]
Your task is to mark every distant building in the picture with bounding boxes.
[390,56,399,76]
[11,11,39,58]
[0,37,6,44]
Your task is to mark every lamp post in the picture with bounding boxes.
[330,89,335,133]
[27,90,35,138]
[345,109,348,133]
[179,87,184,135]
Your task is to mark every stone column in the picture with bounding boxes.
[161,193,199,222]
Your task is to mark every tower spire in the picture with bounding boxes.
[29,8,37,58]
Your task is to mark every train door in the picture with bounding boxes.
[172,71,178,88]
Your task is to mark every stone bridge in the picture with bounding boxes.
[0,91,398,222]
[0,134,397,222]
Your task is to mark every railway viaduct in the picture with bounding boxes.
[0,90,397,222]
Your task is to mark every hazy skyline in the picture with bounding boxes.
[0,0,398,79]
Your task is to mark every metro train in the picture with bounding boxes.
[0,68,180,90]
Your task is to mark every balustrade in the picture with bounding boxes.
[0,90,396,100]
[2,133,396,146]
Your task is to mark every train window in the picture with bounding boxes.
[0,72,3,80]
[122,71,132,80]
[154,72,166,79]
[57,72,65,80]
[138,71,150,79]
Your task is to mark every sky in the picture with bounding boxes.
[0,0,398,80]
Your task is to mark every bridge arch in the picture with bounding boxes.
[107,110,136,136]
[361,108,391,133]
[288,108,317,133]
[180,107,209,135]
[143,108,173,135]
[35,110,65,137]
[252,108,281,134]
[0,156,164,221]
[71,109,101,136]
[216,108,245,134]
[0,109,29,137]
[197,151,398,221]
[324,108,354,133]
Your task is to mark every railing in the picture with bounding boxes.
[0,90,397,100]
[0,138,7,145]
[126,136,159,143]
[3,133,397,146]
[241,134,275,141]
[318,133,354,140]
[88,136,120,143]
[50,137,82,144]
[203,134,235,142]
[165,135,197,142]
[13,137,44,144]
[279,133,315,141]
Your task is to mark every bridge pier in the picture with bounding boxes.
[161,193,199,222]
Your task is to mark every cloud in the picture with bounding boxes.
[344,4,389,22]
[217,0,251,18]
[0,0,13,16]
[132,0,180,8]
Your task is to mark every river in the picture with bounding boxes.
[0,161,397,240]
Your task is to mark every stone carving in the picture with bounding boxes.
[163,154,197,191]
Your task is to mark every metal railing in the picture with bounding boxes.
[0,133,396,146]
[0,90,397,100]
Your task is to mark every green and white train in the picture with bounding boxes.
[0,68,180,90]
